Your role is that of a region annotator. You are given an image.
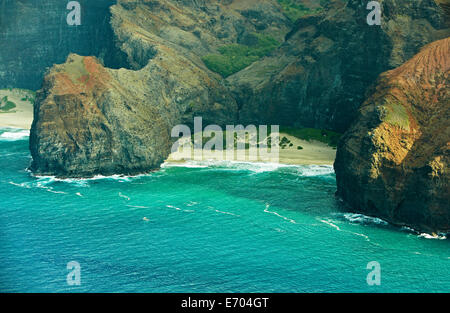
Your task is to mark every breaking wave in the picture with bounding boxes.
[0,128,29,141]
[338,213,389,226]
[162,160,334,176]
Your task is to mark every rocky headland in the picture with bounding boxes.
[334,37,449,233]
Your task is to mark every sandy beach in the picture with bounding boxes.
[167,133,336,166]
[0,89,34,129]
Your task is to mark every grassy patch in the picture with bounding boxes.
[382,102,410,130]
[277,0,325,22]
[1,89,36,103]
[0,96,17,112]
[63,55,90,84]
[280,127,342,147]
[202,33,280,77]
[20,93,36,103]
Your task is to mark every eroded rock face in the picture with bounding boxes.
[30,52,236,177]
[107,0,290,127]
[110,0,291,66]
[334,38,449,233]
[229,0,449,132]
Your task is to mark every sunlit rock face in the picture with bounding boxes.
[334,38,450,233]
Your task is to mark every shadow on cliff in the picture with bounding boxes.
[0,0,131,90]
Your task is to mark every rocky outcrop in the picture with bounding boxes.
[229,0,449,132]
[30,52,236,177]
[334,37,449,233]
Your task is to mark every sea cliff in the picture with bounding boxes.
[334,37,449,233]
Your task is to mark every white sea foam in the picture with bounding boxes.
[162,160,333,175]
[294,165,335,177]
[166,205,182,211]
[10,179,67,194]
[264,204,297,224]
[319,219,341,231]
[340,213,388,226]
[126,205,149,209]
[318,217,372,241]
[161,161,209,169]
[214,209,239,217]
[0,129,29,141]
[167,205,194,213]
[401,225,448,240]
[32,173,142,186]
[205,206,239,217]
[418,233,447,240]
[9,181,30,188]
[119,192,131,201]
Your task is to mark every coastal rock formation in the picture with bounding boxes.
[334,37,449,233]
[107,0,290,126]
[30,52,236,177]
[28,0,298,177]
[29,0,293,177]
[229,0,449,132]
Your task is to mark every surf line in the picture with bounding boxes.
[264,204,297,224]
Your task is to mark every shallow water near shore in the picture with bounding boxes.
[0,128,449,292]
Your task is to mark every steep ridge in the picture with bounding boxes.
[334,37,449,233]
[228,0,449,132]
[108,0,291,126]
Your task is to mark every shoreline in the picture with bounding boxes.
[1,120,336,167]
[167,133,336,166]
[0,89,34,129]
[0,88,336,166]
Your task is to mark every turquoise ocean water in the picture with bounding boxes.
[0,127,448,292]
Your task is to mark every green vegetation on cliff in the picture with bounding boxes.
[381,101,411,131]
[202,33,280,77]
[277,0,325,22]
[0,96,16,112]
[280,127,342,147]
[0,89,35,113]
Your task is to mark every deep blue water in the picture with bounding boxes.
[0,128,449,292]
